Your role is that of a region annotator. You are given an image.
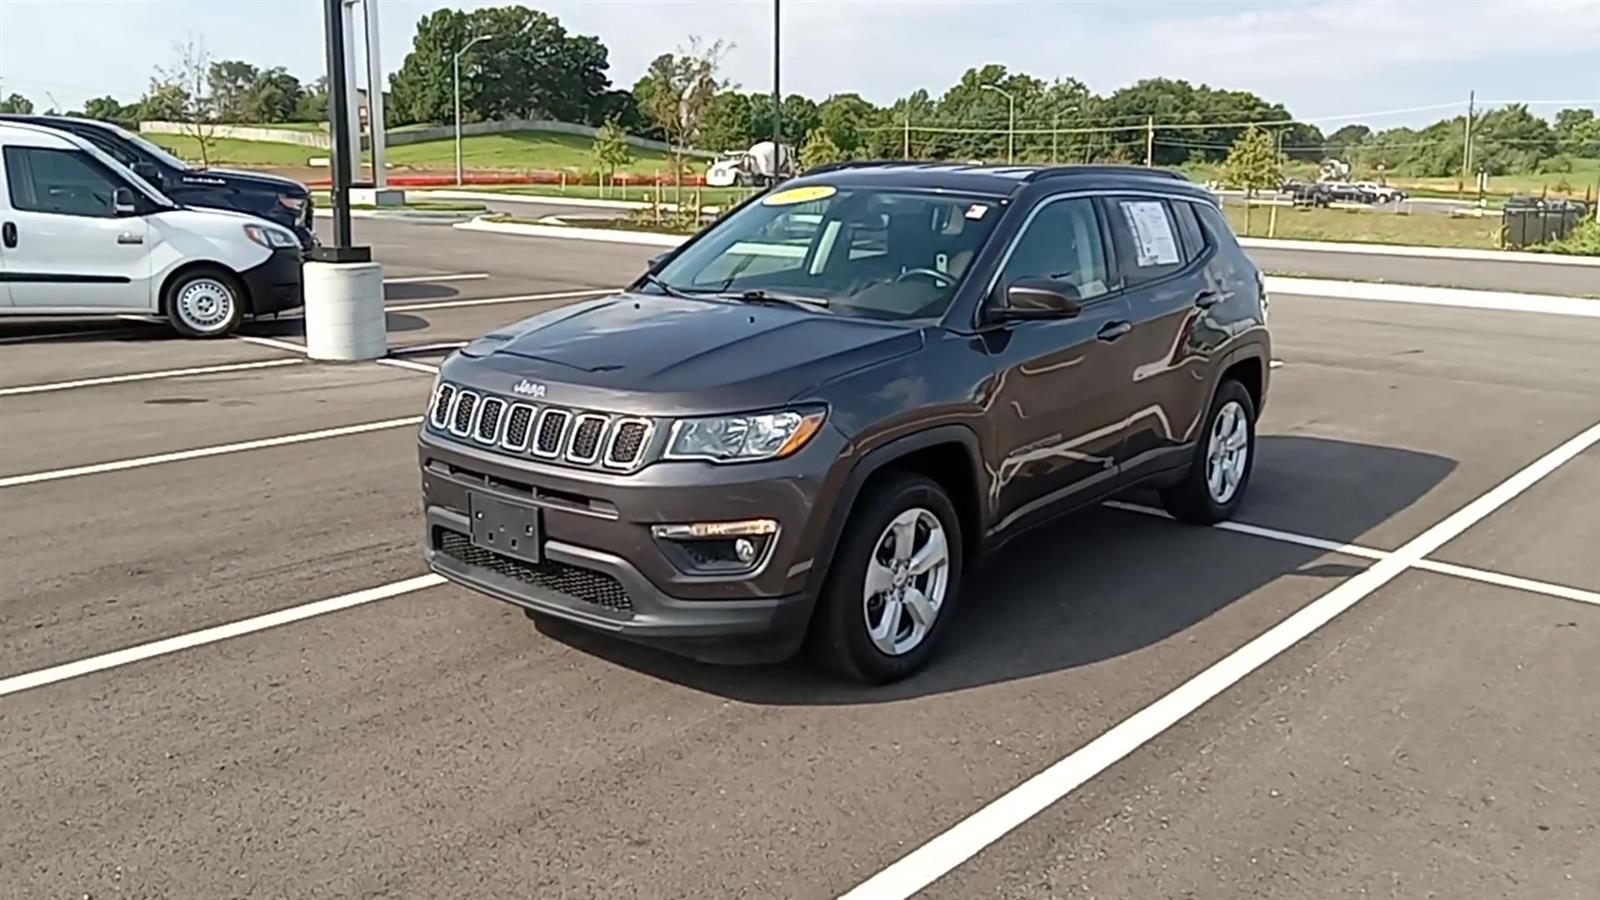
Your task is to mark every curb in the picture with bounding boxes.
[1238,236,1598,267]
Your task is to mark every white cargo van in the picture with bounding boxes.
[0,121,303,338]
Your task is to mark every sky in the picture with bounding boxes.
[2,0,1597,129]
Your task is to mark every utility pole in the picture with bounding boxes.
[453,34,492,186]
[981,84,1015,163]
[903,113,910,158]
[1052,113,1059,163]
[772,0,782,153]
[1269,129,1285,238]
[1145,116,1155,167]
[318,0,365,261]
[362,0,385,189]
[1460,89,1475,197]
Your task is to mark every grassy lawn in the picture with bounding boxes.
[1390,158,1600,198]
[386,130,690,176]
[458,183,756,206]
[1225,204,1503,249]
[145,133,318,167]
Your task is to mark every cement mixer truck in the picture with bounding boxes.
[705,140,796,187]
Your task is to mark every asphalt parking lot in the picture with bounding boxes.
[2,219,1596,899]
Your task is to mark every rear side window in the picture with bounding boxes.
[1000,197,1112,300]
[1107,198,1184,286]
[1193,201,1239,248]
[1171,200,1207,261]
[3,146,120,218]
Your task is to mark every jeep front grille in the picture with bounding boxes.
[437,529,632,612]
[427,381,654,472]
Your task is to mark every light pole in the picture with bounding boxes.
[982,84,1015,164]
[454,33,493,185]
[1050,105,1078,164]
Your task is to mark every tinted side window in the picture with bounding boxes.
[77,130,137,167]
[1193,202,1239,248]
[3,146,119,217]
[1108,197,1184,286]
[1000,197,1112,300]
[1171,200,1207,261]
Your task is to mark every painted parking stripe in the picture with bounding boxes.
[0,358,304,397]
[376,358,441,375]
[0,416,421,489]
[0,575,446,698]
[1414,559,1600,607]
[842,419,1600,900]
[387,287,617,313]
[383,272,488,285]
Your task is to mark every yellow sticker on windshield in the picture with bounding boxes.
[762,184,837,206]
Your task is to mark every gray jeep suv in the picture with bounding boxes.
[419,163,1270,683]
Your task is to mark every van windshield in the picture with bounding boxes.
[649,185,1003,322]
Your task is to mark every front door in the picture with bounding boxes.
[984,195,1138,535]
[1,144,152,311]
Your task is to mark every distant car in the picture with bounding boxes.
[0,114,315,250]
[0,121,303,337]
[419,162,1271,683]
[1351,181,1405,203]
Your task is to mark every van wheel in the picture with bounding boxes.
[166,268,244,338]
[808,473,963,684]
[1160,379,1257,524]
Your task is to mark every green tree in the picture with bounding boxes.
[207,59,261,122]
[152,35,217,165]
[0,93,34,114]
[699,91,754,152]
[1323,124,1371,161]
[388,6,615,127]
[294,76,329,123]
[80,95,127,122]
[592,116,633,195]
[1553,108,1599,157]
[635,37,730,204]
[244,68,304,123]
[1221,125,1282,235]
[748,93,819,148]
[799,127,845,169]
[817,93,876,156]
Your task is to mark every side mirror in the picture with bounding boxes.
[113,187,139,215]
[995,277,1082,321]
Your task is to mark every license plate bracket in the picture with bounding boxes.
[468,491,542,564]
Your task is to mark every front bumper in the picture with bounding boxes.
[418,428,846,663]
[239,246,304,315]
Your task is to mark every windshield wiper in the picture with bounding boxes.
[713,289,829,309]
[639,272,697,299]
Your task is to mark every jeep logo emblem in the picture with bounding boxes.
[513,380,547,398]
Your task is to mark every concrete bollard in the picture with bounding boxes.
[303,260,386,361]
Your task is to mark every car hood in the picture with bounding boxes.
[179,167,309,197]
[445,293,923,414]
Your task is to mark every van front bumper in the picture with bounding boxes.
[241,247,304,315]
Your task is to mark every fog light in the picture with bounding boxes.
[734,538,756,563]
[651,519,777,539]
[652,519,778,575]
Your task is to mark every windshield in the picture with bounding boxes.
[106,122,193,171]
[650,184,1003,322]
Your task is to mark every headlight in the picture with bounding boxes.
[243,223,299,249]
[665,408,826,463]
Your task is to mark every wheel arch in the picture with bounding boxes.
[159,260,251,317]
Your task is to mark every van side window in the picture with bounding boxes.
[1107,197,1184,286]
[1171,200,1207,261]
[1000,197,1111,301]
[3,147,120,218]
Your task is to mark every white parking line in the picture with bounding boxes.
[376,358,441,375]
[233,334,308,353]
[1106,500,1596,607]
[0,358,304,397]
[0,416,421,489]
[0,574,445,698]
[383,272,488,284]
[841,419,1600,900]
[388,287,616,313]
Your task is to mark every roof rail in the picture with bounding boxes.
[1024,164,1188,183]
[800,159,920,176]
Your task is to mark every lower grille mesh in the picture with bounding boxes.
[438,530,632,612]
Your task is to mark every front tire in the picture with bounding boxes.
[165,268,245,338]
[808,473,964,684]
[1160,379,1257,524]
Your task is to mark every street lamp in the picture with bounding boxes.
[454,33,494,185]
[1051,105,1079,164]
[982,84,1015,164]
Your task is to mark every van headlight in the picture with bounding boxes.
[664,408,826,463]
[243,223,300,249]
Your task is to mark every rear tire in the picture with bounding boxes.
[165,267,245,338]
[807,473,964,684]
[1160,379,1257,524]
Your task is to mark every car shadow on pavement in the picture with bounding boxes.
[535,435,1456,704]
[240,312,431,336]
[383,282,461,302]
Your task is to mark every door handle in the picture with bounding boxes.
[117,232,144,245]
[1097,321,1132,342]
[1194,289,1221,309]
[1,222,15,249]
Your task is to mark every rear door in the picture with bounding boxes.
[1,144,151,311]
[1100,195,1219,480]
[983,194,1139,534]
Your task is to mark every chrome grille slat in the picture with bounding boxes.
[566,414,608,465]
[474,397,506,444]
[448,391,480,437]
[502,403,536,452]
[532,408,571,459]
